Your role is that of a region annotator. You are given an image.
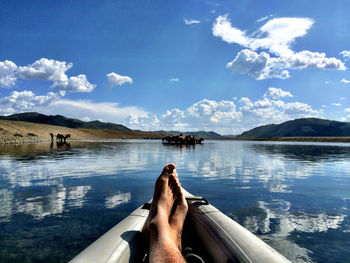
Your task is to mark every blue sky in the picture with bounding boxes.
[1,0,350,134]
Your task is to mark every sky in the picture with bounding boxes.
[1,0,350,135]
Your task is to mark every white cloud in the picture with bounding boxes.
[17,58,72,83]
[212,15,249,46]
[169,77,180,82]
[332,103,341,106]
[162,108,186,124]
[341,78,350,83]
[54,74,96,93]
[125,113,141,125]
[213,15,314,56]
[264,87,293,99]
[257,15,273,23]
[283,101,319,115]
[0,90,59,115]
[255,17,313,57]
[148,87,319,134]
[342,108,350,121]
[340,50,350,59]
[227,49,345,80]
[184,19,200,25]
[106,72,133,86]
[288,50,345,70]
[0,58,97,115]
[187,99,242,124]
[0,60,17,88]
[226,49,290,80]
[213,15,346,79]
[0,58,96,93]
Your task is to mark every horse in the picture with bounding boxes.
[56,134,70,143]
[196,137,204,144]
[56,133,64,143]
[64,134,71,142]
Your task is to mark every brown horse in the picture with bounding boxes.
[196,137,204,144]
[64,134,71,141]
[56,133,71,143]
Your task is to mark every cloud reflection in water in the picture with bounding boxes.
[105,192,131,209]
[0,140,350,263]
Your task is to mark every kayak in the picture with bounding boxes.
[69,189,291,263]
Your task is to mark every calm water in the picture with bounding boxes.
[0,140,350,262]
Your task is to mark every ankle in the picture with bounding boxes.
[149,217,170,236]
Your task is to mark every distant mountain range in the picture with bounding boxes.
[236,118,350,139]
[0,112,131,131]
[5,114,347,140]
[0,112,224,138]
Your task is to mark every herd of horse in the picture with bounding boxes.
[49,132,203,145]
[50,133,71,143]
[162,134,204,145]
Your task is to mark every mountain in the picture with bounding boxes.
[236,118,350,139]
[153,130,224,139]
[0,112,226,138]
[222,134,239,138]
[0,112,131,131]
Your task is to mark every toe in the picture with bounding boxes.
[162,163,176,175]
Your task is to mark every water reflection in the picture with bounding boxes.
[105,192,131,209]
[0,189,13,223]
[247,142,350,163]
[233,199,346,262]
[0,140,349,262]
[16,184,66,219]
[67,185,91,208]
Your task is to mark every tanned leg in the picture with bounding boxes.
[145,164,188,263]
[169,186,188,252]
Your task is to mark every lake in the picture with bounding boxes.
[0,140,349,262]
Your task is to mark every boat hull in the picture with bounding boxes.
[70,190,291,263]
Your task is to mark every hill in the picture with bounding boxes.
[0,112,131,131]
[236,118,350,139]
[0,112,227,139]
[0,119,168,144]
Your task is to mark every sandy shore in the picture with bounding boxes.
[0,120,166,144]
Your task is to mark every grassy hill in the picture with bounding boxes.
[0,112,131,131]
[0,119,168,144]
[236,118,350,139]
[0,113,226,138]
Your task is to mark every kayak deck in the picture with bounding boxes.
[70,189,291,263]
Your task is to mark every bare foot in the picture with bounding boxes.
[143,164,177,234]
[144,164,188,263]
[169,186,188,251]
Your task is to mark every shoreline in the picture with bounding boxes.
[3,119,350,145]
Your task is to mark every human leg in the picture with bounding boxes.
[146,164,188,263]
